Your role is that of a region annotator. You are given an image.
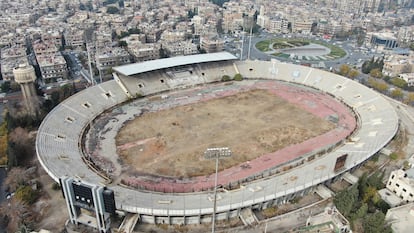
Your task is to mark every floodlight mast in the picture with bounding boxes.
[204,147,232,233]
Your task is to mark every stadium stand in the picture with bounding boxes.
[36,53,398,225]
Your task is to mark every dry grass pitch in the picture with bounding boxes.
[116,89,334,178]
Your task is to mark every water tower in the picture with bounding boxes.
[13,63,40,116]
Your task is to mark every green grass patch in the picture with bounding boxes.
[255,41,271,52]
[256,38,346,60]
[275,53,290,58]
[272,41,292,49]
[312,40,346,58]
[389,153,399,160]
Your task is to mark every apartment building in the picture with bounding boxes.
[387,169,414,203]
[382,54,414,77]
[95,47,131,74]
[200,36,224,53]
[37,54,68,83]
[0,46,28,81]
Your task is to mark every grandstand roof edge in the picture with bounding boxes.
[113,52,237,76]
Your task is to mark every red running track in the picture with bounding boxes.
[121,80,357,193]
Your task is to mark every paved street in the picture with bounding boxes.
[226,33,380,73]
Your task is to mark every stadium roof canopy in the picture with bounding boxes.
[113,52,237,76]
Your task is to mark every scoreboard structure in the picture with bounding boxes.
[60,177,116,233]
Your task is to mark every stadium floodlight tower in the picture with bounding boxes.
[204,147,232,233]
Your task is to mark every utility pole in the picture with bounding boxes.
[204,147,232,233]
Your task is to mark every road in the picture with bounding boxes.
[384,96,414,158]
[226,33,380,72]
[0,103,6,232]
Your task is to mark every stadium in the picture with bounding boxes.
[36,52,398,228]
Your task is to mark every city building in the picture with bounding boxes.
[127,42,160,62]
[200,36,224,53]
[386,169,414,203]
[366,32,399,49]
[163,41,198,56]
[291,19,313,34]
[0,46,27,81]
[64,29,85,49]
[385,202,414,233]
[95,47,131,75]
[399,73,414,87]
[398,26,414,46]
[37,54,68,83]
[382,54,414,77]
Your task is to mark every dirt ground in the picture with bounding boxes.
[116,89,334,178]
[34,162,67,232]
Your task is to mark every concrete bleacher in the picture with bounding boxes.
[196,61,237,83]
[117,60,238,97]
[36,80,128,183]
[119,71,170,96]
[36,56,399,224]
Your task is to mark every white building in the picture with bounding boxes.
[385,202,414,233]
[386,169,414,203]
[399,73,414,87]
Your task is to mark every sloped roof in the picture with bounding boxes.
[113,52,237,76]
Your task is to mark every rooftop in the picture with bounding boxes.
[386,202,414,233]
[113,52,237,76]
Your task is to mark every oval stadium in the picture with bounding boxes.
[36,52,399,227]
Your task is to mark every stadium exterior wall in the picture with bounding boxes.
[36,58,399,224]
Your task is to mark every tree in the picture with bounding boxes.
[210,0,230,7]
[334,185,359,217]
[0,81,11,92]
[363,211,392,233]
[339,64,351,76]
[0,198,36,232]
[0,121,7,165]
[368,79,388,93]
[107,6,119,14]
[390,78,407,89]
[370,68,383,79]
[362,186,378,203]
[351,203,368,221]
[410,43,414,51]
[348,69,359,79]
[3,167,28,192]
[159,47,170,58]
[118,40,128,47]
[187,8,197,19]
[376,83,389,93]
[7,127,34,167]
[15,185,39,205]
[221,75,231,82]
[390,88,403,99]
[234,73,243,81]
[362,57,384,74]
[404,92,414,105]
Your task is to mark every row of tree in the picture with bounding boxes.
[0,83,80,231]
[334,172,391,233]
[337,64,359,79]
[361,57,384,75]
